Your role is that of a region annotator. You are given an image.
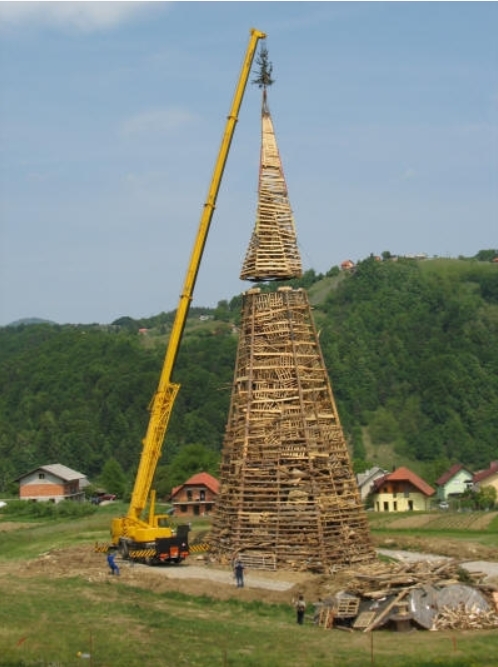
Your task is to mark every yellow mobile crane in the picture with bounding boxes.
[107,28,266,564]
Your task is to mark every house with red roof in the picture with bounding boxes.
[472,461,498,497]
[435,463,474,503]
[340,259,355,271]
[170,471,219,518]
[372,466,435,512]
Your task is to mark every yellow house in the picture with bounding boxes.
[372,466,435,512]
[473,461,498,496]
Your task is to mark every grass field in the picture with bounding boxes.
[1,504,497,667]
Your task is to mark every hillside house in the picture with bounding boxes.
[473,461,498,496]
[372,466,435,512]
[435,463,474,502]
[170,472,219,518]
[340,259,355,271]
[15,464,88,503]
[356,466,388,502]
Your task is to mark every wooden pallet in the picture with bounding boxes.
[319,607,335,629]
[335,597,360,618]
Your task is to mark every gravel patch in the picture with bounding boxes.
[378,549,498,580]
[127,562,298,591]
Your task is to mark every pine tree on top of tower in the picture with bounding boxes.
[251,45,275,89]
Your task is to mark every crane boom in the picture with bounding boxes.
[109,28,266,562]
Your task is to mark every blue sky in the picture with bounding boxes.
[1,1,496,326]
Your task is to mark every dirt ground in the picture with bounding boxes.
[1,540,322,605]
[1,520,497,605]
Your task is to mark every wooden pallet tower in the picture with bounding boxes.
[209,86,375,572]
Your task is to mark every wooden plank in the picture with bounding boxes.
[353,612,377,629]
[363,590,410,633]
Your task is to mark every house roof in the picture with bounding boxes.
[473,461,498,484]
[15,463,86,483]
[436,463,473,486]
[171,471,220,498]
[374,466,435,497]
[357,466,387,488]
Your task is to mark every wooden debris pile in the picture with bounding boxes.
[436,602,498,630]
[314,558,498,632]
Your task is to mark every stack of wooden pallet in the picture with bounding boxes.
[209,86,375,572]
[209,287,376,571]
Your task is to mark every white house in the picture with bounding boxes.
[435,463,474,502]
[356,466,388,502]
[15,464,88,503]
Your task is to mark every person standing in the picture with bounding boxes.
[234,559,245,587]
[295,594,306,624]
[107,552,120,576]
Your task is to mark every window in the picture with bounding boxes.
[200,490,206,501]
[187,490,192,501]
[38,473,45,479]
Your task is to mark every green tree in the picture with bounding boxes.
[475,485,497,510]
[157,444,220,497]
[251,45,274,89]
[369,408,400,444]
[99,458,128,498]
[474,249,498,262]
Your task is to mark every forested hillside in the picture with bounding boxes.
[317,254,498,473]
[1,252,497,494]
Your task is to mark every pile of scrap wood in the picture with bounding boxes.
[315,558,498,632]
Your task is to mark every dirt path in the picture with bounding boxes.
[132,562,301,591]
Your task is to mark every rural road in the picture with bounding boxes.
[128,551,498,591]
[129,561,301,591]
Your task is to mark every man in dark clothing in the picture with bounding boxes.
[295,594,306,624]
[234,559,245,587]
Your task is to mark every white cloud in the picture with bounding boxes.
[119,107,197,137]
[0,1,167,33]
